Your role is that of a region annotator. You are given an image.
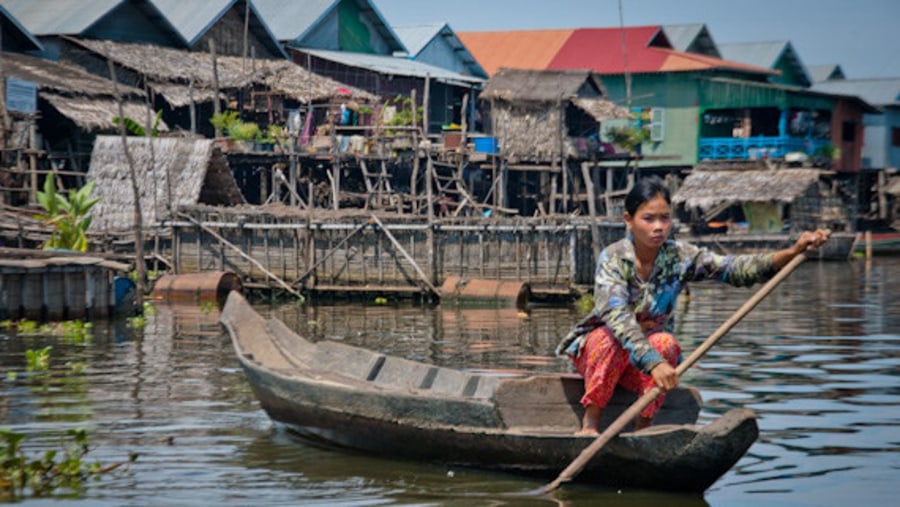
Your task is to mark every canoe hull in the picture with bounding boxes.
[224,292,758,492]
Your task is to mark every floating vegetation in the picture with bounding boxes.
[199,301,216,314]
[25,346,52,372]
[0,428,137,501]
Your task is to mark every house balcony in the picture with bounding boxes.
[699,136,831,161]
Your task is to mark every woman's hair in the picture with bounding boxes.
[624,176,671,215]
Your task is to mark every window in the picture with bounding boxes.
[650,108,665,142]
[892,127,900,147]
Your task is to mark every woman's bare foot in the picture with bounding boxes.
[576,404,603,435]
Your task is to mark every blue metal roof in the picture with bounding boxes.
[0,3,43,51]
[719,40,811,87]
[807,64,845,83]
[392,23,443,56]
[252,0,333,42]
[0,0,122,35]
[813,78,900,107]
[151,0,232,45]
[150,0,286,57]
[661,23,720,58]
[300,48,484,86]
[393,22,487,79]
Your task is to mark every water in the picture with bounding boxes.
[1,258,897,506]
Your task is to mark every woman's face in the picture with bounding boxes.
[624,194,672,253]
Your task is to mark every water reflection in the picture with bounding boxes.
[0,259,897,506]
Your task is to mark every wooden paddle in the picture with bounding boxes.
[533,252,809,495]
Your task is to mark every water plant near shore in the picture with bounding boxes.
[0,428,136,501]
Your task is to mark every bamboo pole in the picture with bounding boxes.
[108,59,146,304]
[369,214,438,296]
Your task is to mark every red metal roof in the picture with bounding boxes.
[458,25,776,78]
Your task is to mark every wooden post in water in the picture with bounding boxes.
[209,40,222,138]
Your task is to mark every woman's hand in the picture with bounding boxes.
[793,228,831,255]
[650,362,679,391]
[773,229,831,269]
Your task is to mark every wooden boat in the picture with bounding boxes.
[221,291,758,493]
[853,231,900,256]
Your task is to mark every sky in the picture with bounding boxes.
[376,0,900,79]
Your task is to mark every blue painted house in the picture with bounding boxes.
[392,23,487,79]
[718,41,812,87]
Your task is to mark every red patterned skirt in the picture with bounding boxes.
[572,326,681,419]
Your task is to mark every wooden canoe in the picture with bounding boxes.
[221,291,758,493]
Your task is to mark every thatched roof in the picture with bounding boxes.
[42,93,168,131]
[87,136,244,232]
[2,50,143,98]
[673,168,823,210]
[67,37,376,105]
[480,68,628,121]
[2,51,161,131]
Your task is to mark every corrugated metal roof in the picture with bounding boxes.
[300,48,484,86]
[547,27,775,76]
[150,0,285,57]
[150,0,232,45]
[392,23,443,56]
[252,0,334,42]
[0,3,44,51]
[394,22,487,78]
[662,23,720,57]
[719,40,810,86]
[812,78,900,107]
[807,64,845,83]
[457,29,574,77]
[0,0,122,35]
[254,0,404,54]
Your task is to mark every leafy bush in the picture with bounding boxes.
[35,178,99,252]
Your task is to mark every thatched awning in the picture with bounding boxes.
[2,50,143,98]
[87,136,244,232]
[673,168,823,211]
[149,81,222,108]
[42,93,168,132]
[68,38,375,106]
[572,98,631,121]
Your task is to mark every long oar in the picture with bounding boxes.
[533,252,808,495]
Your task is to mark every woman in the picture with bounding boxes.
[556,176,830,435]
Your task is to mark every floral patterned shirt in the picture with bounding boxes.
[556,235,776,373]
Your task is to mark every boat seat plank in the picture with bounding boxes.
[315,341,385,381]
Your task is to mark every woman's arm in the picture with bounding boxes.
[772,229,831,270]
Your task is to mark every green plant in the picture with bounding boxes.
[228,121,261,142]
[263,124,286,144]
[0,428,136,500]
[209,111,240,133]
[35,178,100,252]
[383,95,423,130]
[112,110,163,137]
[606,124,650,154]
[25,346,52,372]
[16,320,37,334]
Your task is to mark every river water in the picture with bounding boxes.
[1,258,897,506]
